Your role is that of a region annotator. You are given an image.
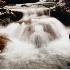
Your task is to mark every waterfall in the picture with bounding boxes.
[0,6,70,69]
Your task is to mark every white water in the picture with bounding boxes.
[0,7,70,69]
[10,7,49,23]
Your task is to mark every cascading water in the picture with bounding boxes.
[0,6,70,69]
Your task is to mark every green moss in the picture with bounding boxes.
[43,3,56,8]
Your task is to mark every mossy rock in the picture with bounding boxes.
[43,3,56,8]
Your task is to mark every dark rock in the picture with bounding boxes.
[50,3,70,26]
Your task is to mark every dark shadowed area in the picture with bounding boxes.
[6,0,39,4]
